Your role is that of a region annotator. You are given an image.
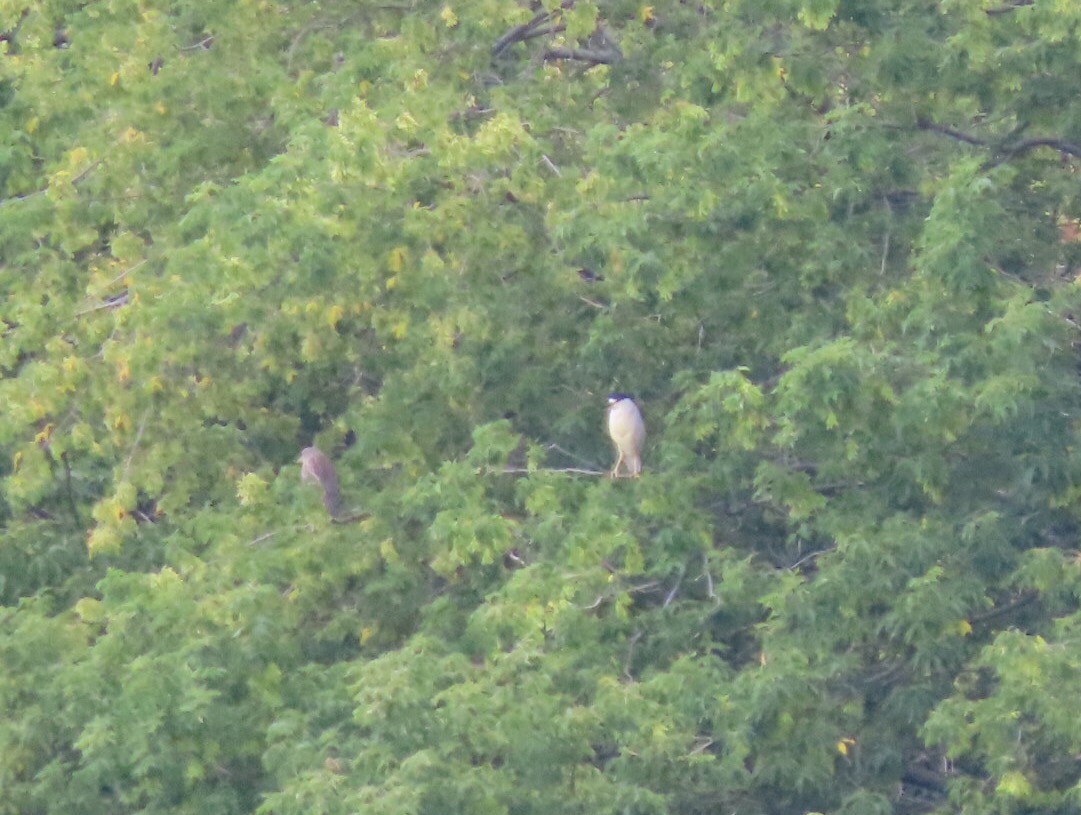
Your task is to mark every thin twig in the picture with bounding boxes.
[688,738,714,756]
[623,630,642,680]
[787,547,835,571]
[540,154,561,176]
[60,451,81,526]
[577,295,607,309]
[75,292,129,317]
[122,409,151,481]
[103,259,146,288]
[663,565,686,608]
[249,531,280,547]
[879,198,892,276]
[501,466,607,476]
[331,511,370,524]
[180,35,214,51]
[545,443,604,471]
[699,562,716,600]
[1,160,102,209]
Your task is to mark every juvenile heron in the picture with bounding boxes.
[299,446,341,517]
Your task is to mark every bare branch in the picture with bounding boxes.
[544,443,604,471]
[623,630,642,680]
[501,466,607,476]
[540,154,561,176]
[331,510,370,524]
[969,590,1038,624]
[915,117,1081,169]
[663,565,686,608]
[75,292,129,317]
[122,409,151,481]
[996,137,1081,161]
[985,0,1033,15]
[180,35,214,51]
[543,45,621,65]
[688,737,715,756]
[492,11,554,58]
[787,547,835,571]
[916,117,986,147]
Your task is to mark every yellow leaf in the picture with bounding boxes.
[109,71,120,87]
[26,116,39,134]
[997,771,1032,798]
[73,597,105,623]
[379,539,400,563]
[440,5,458,27]
[326,304,345,329]
[640,5,655,23]
[391,319,409,339]
[388,246,407,273]
[836,737,855,756]
[34,424,55,445]
[236,473,269,507]
[87,524,122,556]
[155,102,167,114]
[69,146,89,166]
[12,451,23,471]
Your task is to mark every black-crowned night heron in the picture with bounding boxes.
[606,393,645,478]
[299,446,341,517]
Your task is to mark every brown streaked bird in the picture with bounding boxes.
[299,446,341,517]
[606,393,645,478]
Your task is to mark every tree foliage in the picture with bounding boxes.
[3,0,1081,813]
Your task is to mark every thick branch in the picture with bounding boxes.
[492,11,554,58]
[1000,137,1081,161]
[916,117,986,147]
[543,45,621,65]
[986,0,1033,15]
[915,117,1081,168]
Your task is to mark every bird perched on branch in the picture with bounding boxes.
[606,393,645,478]
[299,446,341,517]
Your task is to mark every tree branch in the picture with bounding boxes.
[501,466,607,476]
[492,11,554,58]
[916,117,986,146]
[915,117,1081,169]
[543,45,621,65]
[985,0,1033,15]
[969,590,1038,625]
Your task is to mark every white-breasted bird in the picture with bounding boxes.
[606,393,645,478]
[299,446,342,517]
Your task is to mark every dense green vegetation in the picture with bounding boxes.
[4,0,1081,812]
